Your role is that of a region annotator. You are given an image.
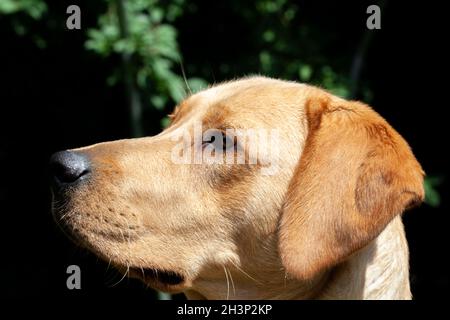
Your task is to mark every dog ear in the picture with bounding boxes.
[278,92,424,280]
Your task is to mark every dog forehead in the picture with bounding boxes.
[198,76,300,104]
[175,77,307,128]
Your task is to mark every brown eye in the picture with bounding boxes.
[203,131,235,151]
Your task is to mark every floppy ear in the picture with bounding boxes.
[278,93,424,280]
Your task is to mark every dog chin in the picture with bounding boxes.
[52,205,190,293]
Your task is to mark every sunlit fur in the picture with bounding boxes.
[54,77,424,299]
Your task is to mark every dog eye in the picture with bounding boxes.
[203,132,235,151]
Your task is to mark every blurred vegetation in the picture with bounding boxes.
[424,175,444,207]
[80,0,354,133]
[1,0,355,131]
[0,0,46,20]
[85,0,207,134]
[0,0,47,47]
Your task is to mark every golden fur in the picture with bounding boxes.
[54,77,424,299]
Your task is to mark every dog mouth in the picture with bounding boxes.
[52,202,186,290]
[129,267,185,287]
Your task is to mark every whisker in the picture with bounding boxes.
[106,258,112,273]
[223,266,230,300]
[179,57,191,96]
[110,263,129,287]
[225,267,236,297]
[50,203,80,245]
[230,260,263,285]
[104,267,121,287]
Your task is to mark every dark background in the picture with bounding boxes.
[0,0,448,300]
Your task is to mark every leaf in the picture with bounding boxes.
[424,175,444,207]
[0,0,19,14]
[259,51,272,72]
[151,25,180,60]
[113,39,135,54]
[160,116,171,128]
[167,77,187,103]
[150,95,167,110]
[150,8,164,23]
[186,77,208,93]
[299,65,312,81]
[0,0,46,17]
[151,58,173,79]
[263,29,275,42]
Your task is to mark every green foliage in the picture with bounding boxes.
[424,176,444,207]
[319,66,350,98]
[0,0,46,18]
[230,0,355,99]
[85,0,207,111]
[0,0,47,41]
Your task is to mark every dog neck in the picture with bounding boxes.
[317,216,412,299]
[187,270,329,300]
[186,216,411,300]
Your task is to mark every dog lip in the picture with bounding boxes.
[130,267,185,286]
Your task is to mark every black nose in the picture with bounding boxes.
[50,151,90,186]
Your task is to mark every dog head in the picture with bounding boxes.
[51,77,424,298]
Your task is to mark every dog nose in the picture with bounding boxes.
[50,151,90,186]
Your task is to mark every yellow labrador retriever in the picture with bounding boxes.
[50,77,424,299]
